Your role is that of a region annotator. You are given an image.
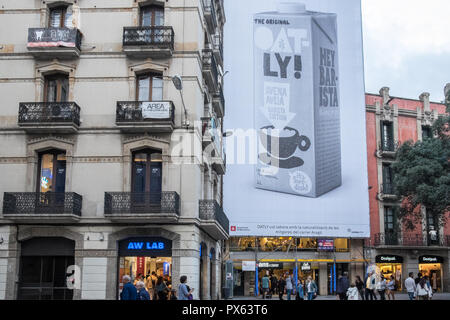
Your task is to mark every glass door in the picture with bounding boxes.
[141,5,164,43]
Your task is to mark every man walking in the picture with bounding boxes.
[285,273,295,300]
[405,272,416,301]
[336,272,350,300]
[120,275,137,300]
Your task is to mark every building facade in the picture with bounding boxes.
[365,87,449,292]
[0,0,228,300]
[225,237,366,297]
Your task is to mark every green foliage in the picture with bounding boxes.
[392,92,450,230]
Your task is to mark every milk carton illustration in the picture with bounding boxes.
[254,2,342,198]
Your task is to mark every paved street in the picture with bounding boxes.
[231,293,450,300]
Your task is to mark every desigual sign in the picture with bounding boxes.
[376,255,403,264]
[419,256,443,264]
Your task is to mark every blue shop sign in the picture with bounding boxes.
[119,237,172,257]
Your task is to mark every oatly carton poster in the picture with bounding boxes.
[254,3,341,197]
[224,0,370,238]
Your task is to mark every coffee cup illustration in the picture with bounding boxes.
[259,126,311,169]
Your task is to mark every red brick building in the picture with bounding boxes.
[365,87,449,292]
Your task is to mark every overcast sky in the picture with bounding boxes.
[362,0,450,102]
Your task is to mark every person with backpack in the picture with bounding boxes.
[306,276,318,300]
[261,272,270,299]
[364,271,377,300]
[178,275,194,300]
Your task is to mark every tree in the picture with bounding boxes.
[392,89,450,230]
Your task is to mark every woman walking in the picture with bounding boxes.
[155,276,169,300]
[386,275,396,300]
[355,276,365,301]
[306,276,318,300]
[416,278,431,300]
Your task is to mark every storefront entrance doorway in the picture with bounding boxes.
[419,256,444,292]
[117,237,172,300]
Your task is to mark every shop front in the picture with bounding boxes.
[18,237,75,300]
[117,237,172,299]
[419,255,444,292]
[376,255,403,291]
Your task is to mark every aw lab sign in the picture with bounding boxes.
[119,237,172,257]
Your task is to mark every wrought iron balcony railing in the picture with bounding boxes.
[379,140,399,153]
[18,102,81,127]
[3,192,82,216]
[199,200,229,234]
[116,101,175,123]
[27,27,82,50]
[369,233,450,247]
[212,87,225,118]
[202,49,219,90]
[104,192,180,216]
[202,0,218,32]
[123,26,174,49]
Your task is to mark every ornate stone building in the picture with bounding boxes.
[0,0,228,300]
[365,86,449,292]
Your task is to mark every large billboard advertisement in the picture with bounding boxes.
[224,0,369,238]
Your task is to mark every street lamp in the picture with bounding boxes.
[172,75,189,128]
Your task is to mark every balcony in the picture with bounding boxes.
[27,28,82,58]
[199,200,229,240]
[201,117,225,175]
[122,26,174,58]
[369,233,450,248]
[202,0,218,34]
[116,101,175,133]
[212,34,223,66]
[2,192,82,223]
[376,140,399,158]
[18,102,81,133]
[104,192,180,223]
[212,87,225,118]
[377,183,398,202]
[202,49,219,92]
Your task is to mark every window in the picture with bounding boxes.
[422,126,433,140]
[381,121,394,151]
[49,6,73,28]
[37,150,66,193]
[427,211,439,245]
[132,149,162,194]
[45,74,69,103]
[384,207,398,245]
[140,5,164,27]
[137,73,163,101]
[382,163,394,194]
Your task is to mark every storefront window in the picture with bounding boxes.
[297,238,317,250]
[334,239,349,252]
[229,237,256,251]
[259,237,295,252]
[419,256,443,292]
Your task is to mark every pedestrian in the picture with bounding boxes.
[296,278,304,300]
[386,275,396,300]
[261,272,270,299]
[355,276,365,301]
[306,276,318,300]
[423,276,433,300]
[155,276,170,300]
[136,281,150,300]
[405,272,416,301]
[285,273,295,300]
[415,278,431,300]
[278,274,286,300]
[150,271,158,300]
[178,275,194,300]
[364,271,377,300]
[270,274,278,295]
[377,275,387,300]
[336,272,350,300]
[170,289,178,300]
[346,284,360,300]
[120,275,137,300]
[415,272,422,285]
